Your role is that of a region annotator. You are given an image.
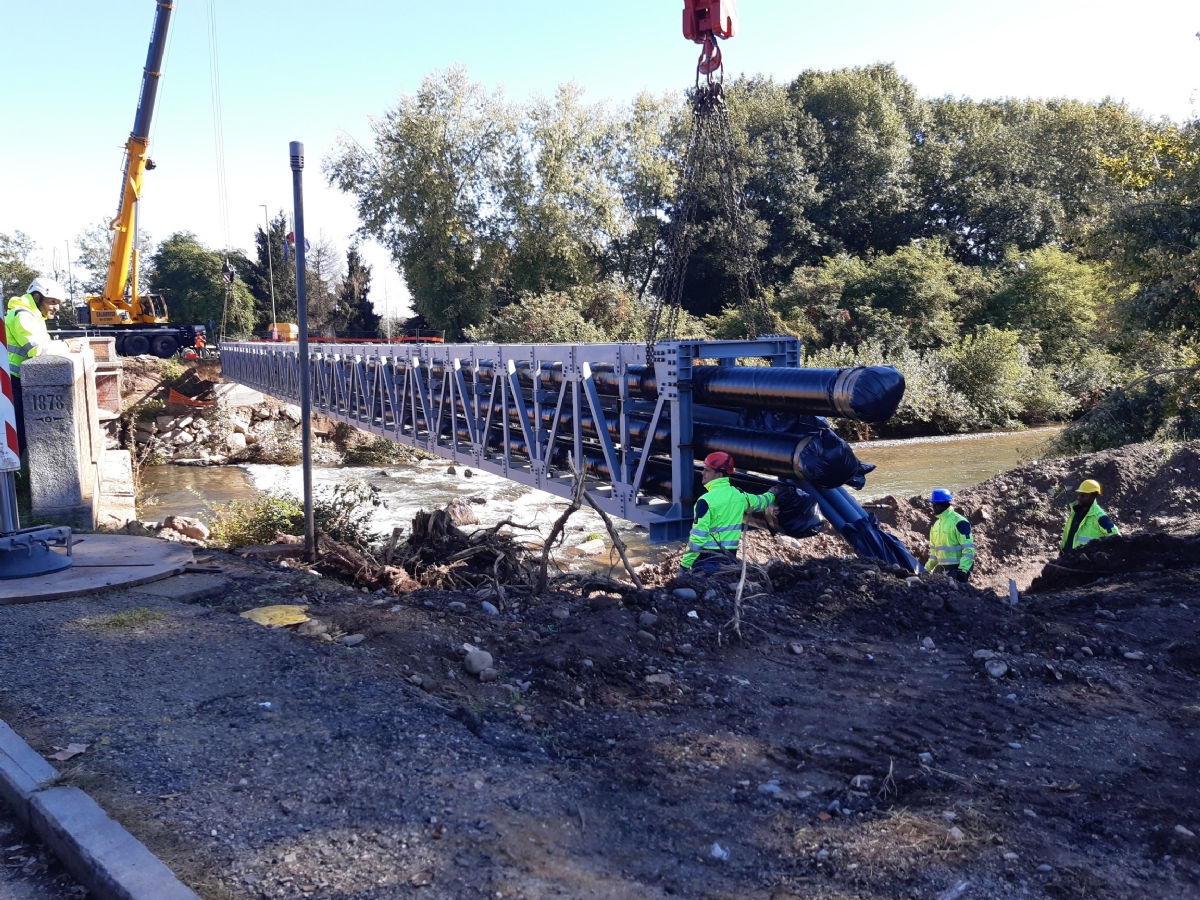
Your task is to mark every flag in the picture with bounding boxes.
[284,232,310,263]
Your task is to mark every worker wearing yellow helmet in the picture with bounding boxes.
[1060,479,1120,551]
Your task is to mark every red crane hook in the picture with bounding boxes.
[682,0,739,80]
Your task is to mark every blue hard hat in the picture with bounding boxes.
[930,489,953,503]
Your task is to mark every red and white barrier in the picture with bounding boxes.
[0,321,22,471]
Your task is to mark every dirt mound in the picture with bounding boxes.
[1028,532,1200,592]
[874,438,1200,592]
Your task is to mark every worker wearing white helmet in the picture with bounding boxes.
[5,278,68,452]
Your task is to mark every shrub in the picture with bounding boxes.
[207,491,304,547]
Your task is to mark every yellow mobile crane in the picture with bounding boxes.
[55,0,206,358]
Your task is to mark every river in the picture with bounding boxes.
[140,426,1061,565]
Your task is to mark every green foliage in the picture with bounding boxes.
[0,232,39,301]
[207,491,304,547]
[158,357,184,385]
[467,282,705,344]
[205,480,381,549]
[150,232,255,335]
[341,435,430,466]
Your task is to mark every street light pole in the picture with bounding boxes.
[259,204,278,340]
[290,141,315,561]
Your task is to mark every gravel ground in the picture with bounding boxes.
[1,538,1198,899]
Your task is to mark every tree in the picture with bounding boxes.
[1091,123,1200,333]
[0,232,39,302]
[242,211,294,328]
[337,246,379,335]
[326,67,518,336]
[74,222,154,297]
[151,232,255,336]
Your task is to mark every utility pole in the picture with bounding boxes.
[259,204,278,339]
[290,141,315,562]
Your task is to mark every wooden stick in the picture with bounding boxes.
[582,489,644,589]
[384,526,404,564]
[538,464,587,594]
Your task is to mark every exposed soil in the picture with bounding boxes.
[2,438,1200,899]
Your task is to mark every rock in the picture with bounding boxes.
[973,649,997,660]
[672,588,698,601]
[757,780,783,796]
[448,601,467,613]
[1123,651,1145,661]
[1176,825,1196,839]
[635,630,657,647]
[446,466,457,476]
[226,432,247,451]
[176,416,194,430]
[574,538,606,556]
[464,650,494,675]
[552,608,570,621]
[281,405,303,424]
[342,634,366,647]
[849,775,874,790]
[464,468,473,478]
[777,535,803,551]
[296,619,328,637]
[985,660,1009,678]
[905,576,921,586]
[445,498,480,526]
[710,843,729,861]
[481,601,500,616]
[638,612,659,628]
[645,673,672,686]
[409,674,424,687]
[173,432,195,446]
[948,826,966,841]
[921,636,936,650]
[156,415,174,431]
[1037,864,1054,873]
[921,595,945,612]
[789,642,804,655]
[162,515,210,541]
[918,752,934,765]
[1003,852,1020,861]
[478,667,498,683]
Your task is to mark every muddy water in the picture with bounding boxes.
[140,427,1061,562]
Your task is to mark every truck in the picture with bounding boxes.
[50,0,207,359]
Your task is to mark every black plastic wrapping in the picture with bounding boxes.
[795,428,876,489]
[689,365,905,423]
[772,486,824,538]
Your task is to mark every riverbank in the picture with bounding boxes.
[2,436,1198,898]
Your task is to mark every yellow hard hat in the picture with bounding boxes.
[1077,479,1102,494]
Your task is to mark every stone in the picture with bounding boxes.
[464,468,474,478]
[155,415,174,431]
[176,416,194,430]
[162,515,210,541]
[342,634,366,647]
[173,432,194,446]
[214,383,265,409]
[973,649,997,660]
[445,499,479,526]
[481,601,499,616]
[638,612,659,628]
[1176,825,1196,839]
[918,752,934,765]
[226,432,247,452]
[672,588,698,601]
[574,538,606,556]
[789,642,804,655]
[1003,852,1020,861]
[448,601,467,613]
[446,466,457,475]
[1037,864,1054,873]
[710,843,729,861]
[905,576,922,586]
[464,650,494,675]
[645,673,672,686]
[478,668,498,683]
[985,660,1008,678]
[777,535,803,551]
[949,826,966,841]
[281,405,303,424]
[552,608,571,621]
[921,637,936,650]
[757,781,783,796]
[635,630,657,647]
[1123,651,1145,661]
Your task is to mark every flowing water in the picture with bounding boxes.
[140,427,1062,565]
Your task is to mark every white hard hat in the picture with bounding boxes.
[27,278,67,301]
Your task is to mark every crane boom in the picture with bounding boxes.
[92,0,174,325]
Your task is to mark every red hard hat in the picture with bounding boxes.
[704,451,734,474]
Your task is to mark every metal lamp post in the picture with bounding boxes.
[289,141,315,561]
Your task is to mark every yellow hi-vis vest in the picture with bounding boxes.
[1060,501,1119,551]
[4,294,51,376]
[924,507,976,573]
[681,477,773,569]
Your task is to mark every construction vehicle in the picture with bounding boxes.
[51,0,206,359]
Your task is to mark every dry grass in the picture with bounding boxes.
[824,808,991,879]
[86,607,165,630]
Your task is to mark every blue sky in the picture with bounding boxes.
[3,0,1197,315]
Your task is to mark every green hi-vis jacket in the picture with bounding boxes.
[1060,501,1119,551]
[924,507,976,574]
[4,294,51,376]
[680,477,773,569]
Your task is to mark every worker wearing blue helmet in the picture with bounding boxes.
[924,489,975,582]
